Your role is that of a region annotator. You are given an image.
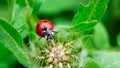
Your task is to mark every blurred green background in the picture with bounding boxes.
[0,0,120,68]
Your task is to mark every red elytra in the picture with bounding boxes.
[36,20,54,37]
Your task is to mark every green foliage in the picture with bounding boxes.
[72,0,109,25]
[0,43,10,60]
[32,0,46,14]
[117,33,120,47]
[0,43,16,68]
[11,0,45,39]
[0,0,45,67]
[92,51,120,68]
[83,58,101,68]
[67,20,97,32]
[0,0,112,68]
[0,18,30,67]
[39,0,79,15]
[93,23,110,49]
[16,0,26,7]
[11,4,32,38]
[80,0,89,5]
[82,35,93,48]
[0,62,8,68]
[66,0,110,35]
[112,0,120,17]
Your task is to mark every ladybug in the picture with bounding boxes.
[36,20,54,40]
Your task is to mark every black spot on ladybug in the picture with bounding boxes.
[43,20,48,22]
[42,27,47,31]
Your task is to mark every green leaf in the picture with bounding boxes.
[11,4,32,38]
[11,4,32,28]
[0,18,30,67]
[117,33,120,47]
[10,0,45,39]
[112,0,120,17]
[82,35,92,48]
[39,0,79,15]
[0,62,8,68]
[73,0,109,25]
[0,43,11,60]
[0,43,17,68]
[74,35,93,49]
[11,4,21,24]
[67,20,97,32]
[91,51,120,68]
[32,0,46,14]
[83,57,101,68]
[27,0,35,7]
[80,0,89,5]
[16,0,45,14]
[93,23,110,49]
[15,0,45,14]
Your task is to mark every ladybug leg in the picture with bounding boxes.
[44,30,54,41]
[44,32,48,40]
[42,26,55,41]
[47,33,54,41]
[49,34,54,40]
